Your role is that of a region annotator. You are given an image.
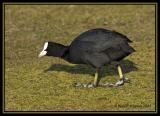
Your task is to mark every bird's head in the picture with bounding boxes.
[38,41,67,58]
[38,42,48,58]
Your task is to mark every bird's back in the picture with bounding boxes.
[72,28,132,43]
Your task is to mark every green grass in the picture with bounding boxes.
[4,4,156,111]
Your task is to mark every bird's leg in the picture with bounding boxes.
[113,65,130,87]
[114,65,124,86]
[74,68,101,88]
[93,69,99,87]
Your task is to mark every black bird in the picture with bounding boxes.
[39,28,135,87]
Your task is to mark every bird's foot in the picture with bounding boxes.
[114,78,124,87]
[73,77,131,88]
[123,77,131,83]
[74,82,96,88]
[99,82,119,87]
[100,76,131,87]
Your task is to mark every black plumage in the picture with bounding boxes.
[39,28,135,87]
[68,28,135,67]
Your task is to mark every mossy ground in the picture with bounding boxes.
[4,4,156,111]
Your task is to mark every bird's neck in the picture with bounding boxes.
[54,45,69,58]
[60,46,68,57]
[60,46,71,62]
[50,43,71,62]
[48,42,69,58]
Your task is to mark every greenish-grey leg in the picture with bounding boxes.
[118,65,123,79]
[93,69,100,87]
[114,65,124,86]
[114,65,130,86]
[74,69,101,88]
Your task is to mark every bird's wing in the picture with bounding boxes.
[102,42,135,61]
[71,39,135,61]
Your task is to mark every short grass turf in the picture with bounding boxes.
[4,5,156,111]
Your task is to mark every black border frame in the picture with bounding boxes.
[2,2,158,114]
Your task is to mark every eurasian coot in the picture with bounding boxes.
[39,28,135,87]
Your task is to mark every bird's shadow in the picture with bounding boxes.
[44,59,138,77]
